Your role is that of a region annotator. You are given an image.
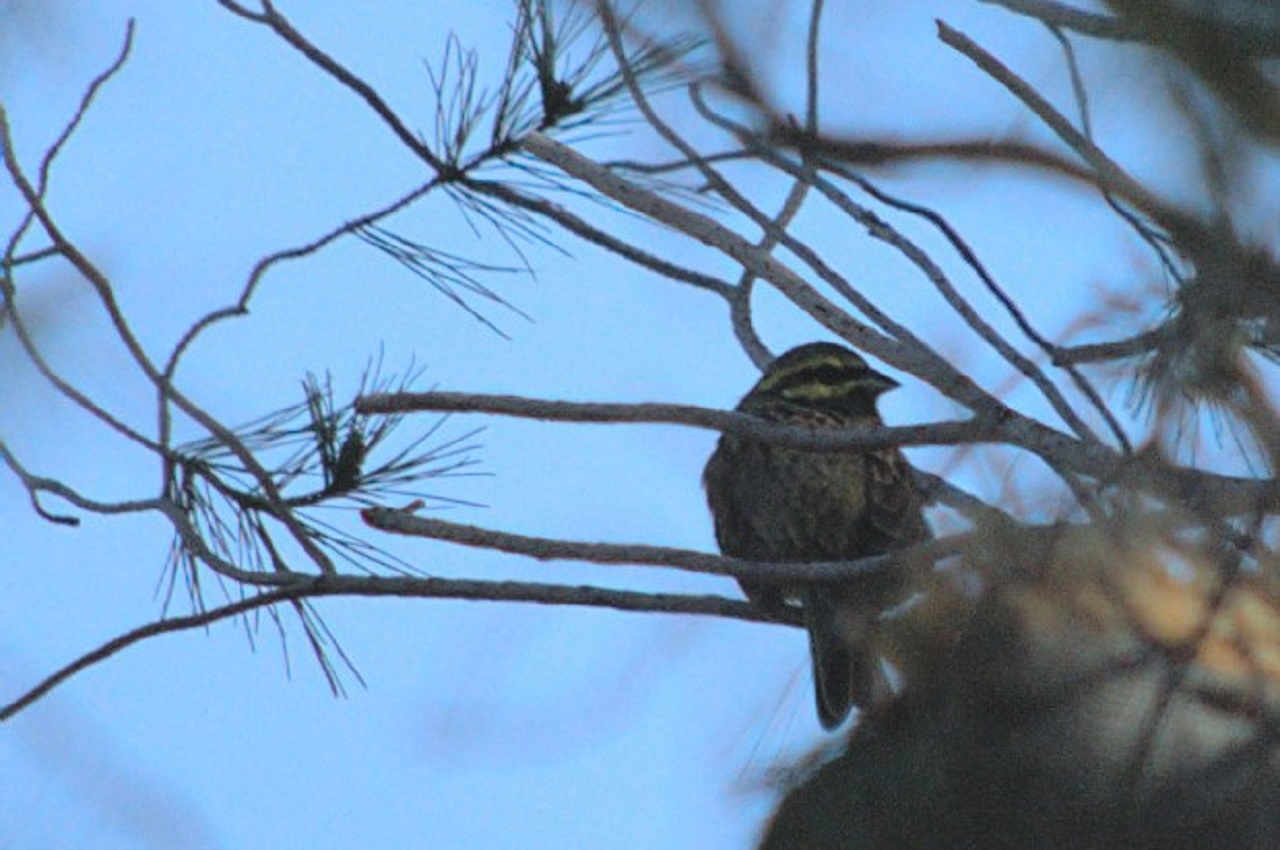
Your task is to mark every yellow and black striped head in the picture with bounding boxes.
[743,342,898,414]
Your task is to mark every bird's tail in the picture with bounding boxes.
[804,591,891,730]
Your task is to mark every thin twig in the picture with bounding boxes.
[937,22,1164,221]
[26,20,137,243]
[462,177,735,298]
[817,157,1132,454]
[728,178,807,369]
[163,180,442,380]
[804,0,825,133]
[1,106,333,572]
[218,0,446,171]
[1056,328,1167,364]
[521,132,982,406]
[692,90,1106,455]
[0,23,159,454]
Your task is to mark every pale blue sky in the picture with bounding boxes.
[1,2,1196,847]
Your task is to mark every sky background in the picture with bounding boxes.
[0,1,1243,847]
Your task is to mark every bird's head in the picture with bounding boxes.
[747,342,899,412]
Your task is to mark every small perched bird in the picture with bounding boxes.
[703,342,929,729]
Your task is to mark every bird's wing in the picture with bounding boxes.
[703,437,797,609]
[861,448,929,549]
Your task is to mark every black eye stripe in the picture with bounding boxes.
[759,356,862,387]
[780,363,865,389]
[751,346,897,401]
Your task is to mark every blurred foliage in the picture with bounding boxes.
[762,520,1280,848]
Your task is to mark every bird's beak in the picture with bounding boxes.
[867,371,900,395]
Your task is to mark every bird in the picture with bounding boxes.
[703,342,929,729]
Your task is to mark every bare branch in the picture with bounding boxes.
[218,0,447,171]
[163,180,442,379]
[520,131,983,402]
[0,23,158,453]
[812,157,1133,454]
[977,0,1142,42]
[2,104,334,573]
[767,126,1102,185]
[357,390,989,449]
[461,177,735,298]
[359,387,1280,516]
[936,21,1168,223]
[0,572,784,722]
[1,442,163,519]
[1055,329,1167,364]
[362,507,964,584]
[691,91,1110,454]
[32,21,137,225]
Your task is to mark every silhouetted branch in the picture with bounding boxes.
[358,390,989,449]
[363,506,965,584]
[0,572,781,722]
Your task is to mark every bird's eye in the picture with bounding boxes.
[799,364,861,387]
[774,362,863,397]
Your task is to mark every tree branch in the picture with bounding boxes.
[357,390,989,449]
[218,0,447,171]
[0,572,787,722]
[362,507,964,583]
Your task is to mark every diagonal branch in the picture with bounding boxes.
[218,0,447,171]
[1,108,336,575]
[691,89,1109,453]
[521,131,990,406]
[936,21,1171,226]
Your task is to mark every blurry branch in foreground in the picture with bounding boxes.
[763,518,1280,848]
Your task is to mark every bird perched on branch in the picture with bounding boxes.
[703,342,929,729]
